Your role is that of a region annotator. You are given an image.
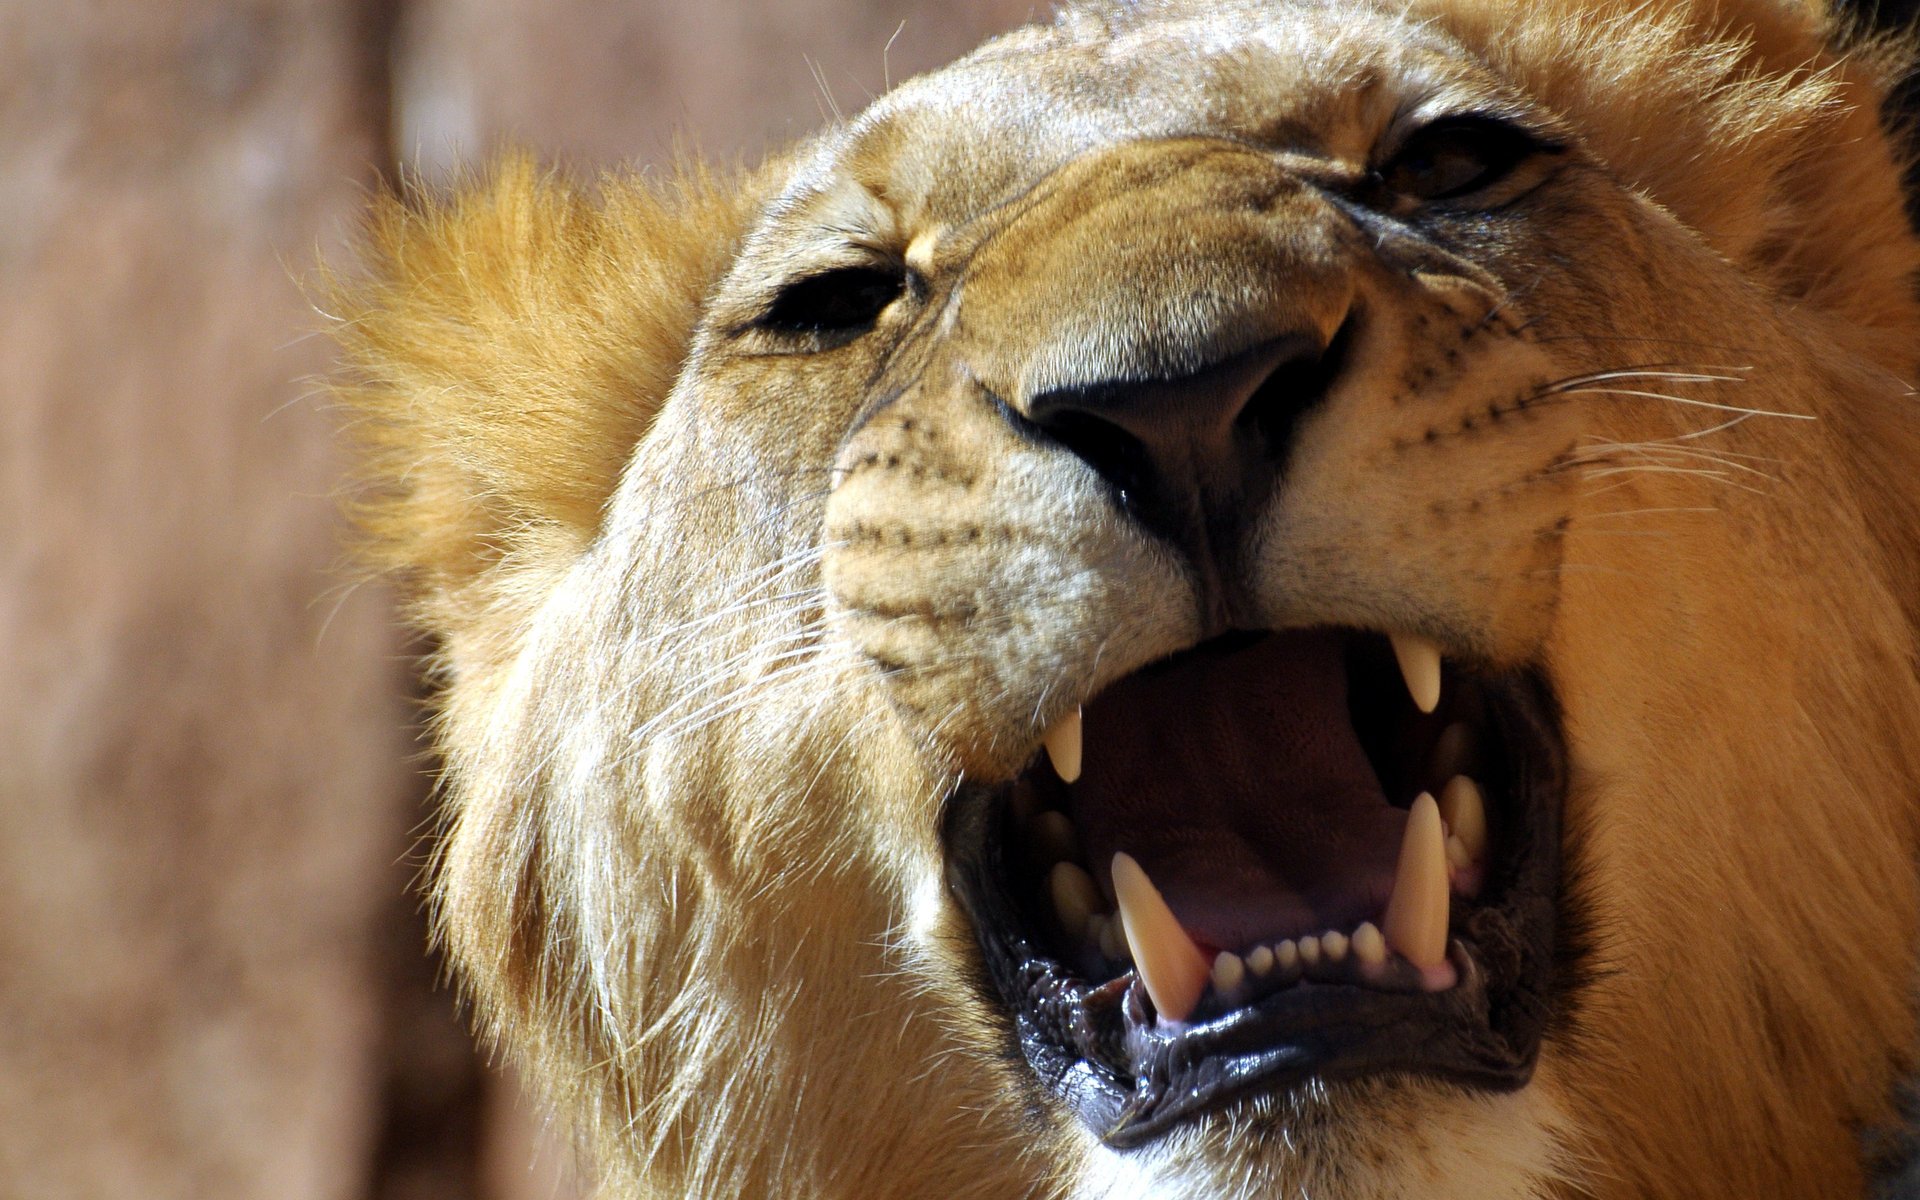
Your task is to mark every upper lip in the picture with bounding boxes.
[940,626,1569,1144]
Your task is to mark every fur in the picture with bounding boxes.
[331,1,1920,1195]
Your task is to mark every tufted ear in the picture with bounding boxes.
[327,153,768,682]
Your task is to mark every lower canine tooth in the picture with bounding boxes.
[1383,792,1451,969]
[1111,852,1210,1022]
[1043,707,1083,783]
[1438,774,1488,863]
[1049,862,1102,939]
[1390,633,1443,714]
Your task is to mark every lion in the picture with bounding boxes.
[327,0,1920,1195]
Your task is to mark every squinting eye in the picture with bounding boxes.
[1377,118,1544,202]
[757,266,905,334]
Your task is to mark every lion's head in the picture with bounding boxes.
[331,1,1920,1195]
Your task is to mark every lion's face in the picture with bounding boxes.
[338,1,1920,1196]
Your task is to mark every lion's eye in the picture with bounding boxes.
[758,266,906,334]
[1376,118,1543,202]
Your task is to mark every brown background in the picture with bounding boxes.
[0,1,1030,1196]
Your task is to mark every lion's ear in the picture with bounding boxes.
[328,153,764,674]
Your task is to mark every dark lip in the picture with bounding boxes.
[941,661,1567,1146]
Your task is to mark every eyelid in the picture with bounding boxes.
[750,262,908,336]
[1368,114,1567,206]
[1374,110,1562,170]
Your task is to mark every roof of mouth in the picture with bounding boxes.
[1068,629,1405,951]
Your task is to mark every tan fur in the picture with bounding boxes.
[333,2,1920,1196]
[329,154,773,701]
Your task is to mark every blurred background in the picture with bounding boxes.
[0,1,1030,1196]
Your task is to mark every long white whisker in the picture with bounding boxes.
[1670,412,1758,442]
[1560,385,1814,421]
[1585,505,1723,519]
[1543,366,1751,391]
[1569,440,1781,480]
[1581,463,1767,493]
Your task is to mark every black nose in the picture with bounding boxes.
[1025,327,1345,548]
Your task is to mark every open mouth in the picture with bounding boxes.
[942,627,1567,1145]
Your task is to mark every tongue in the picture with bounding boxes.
[1068,629,1407,952]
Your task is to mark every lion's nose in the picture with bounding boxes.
[1025,327,1343,545]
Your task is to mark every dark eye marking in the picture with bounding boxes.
[1376,117,1554,203]
[757,265,906,334]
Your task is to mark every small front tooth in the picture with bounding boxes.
[1429,722,1476,782]
[1438,774,1488,863]
[1211,951,1246,994]
[1298,935,1321,965]
[1030,811,1079,863]
[1446,834,1471,871]
[1095,915,1130,961]
[1322,930,1349,962]
[1111,853,1211,1021]
[1043,707,1083,783]
[1275,939,1300,971]
[1390,633,1443,714]
[1247,944,1274,976]
[1352,921,1387,967]
[1049,862,1103,939]
[1382,792,1450,969]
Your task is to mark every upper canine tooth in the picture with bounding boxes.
[1382,792,1450,969]
[1111,852,1210,1022]
[1390,633,1443,714]
[1043,707,1083,783]
[1437,774,1488,863]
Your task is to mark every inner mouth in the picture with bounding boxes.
[943,627,1566,1145]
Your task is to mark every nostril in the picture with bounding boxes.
[1016,318,1355,527]
[1237,318,1353,460]
[1033,407,1156,503]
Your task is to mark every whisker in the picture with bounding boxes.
[1559,385,1814,421]
[1669,412,1758,442]
[1581,463,1767,493]
[1568,439,1781,479]
[1584,505,1723,519]
[1541,365,1751,391]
